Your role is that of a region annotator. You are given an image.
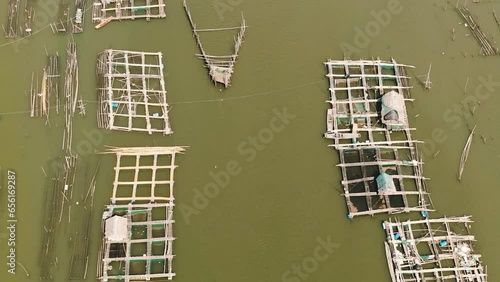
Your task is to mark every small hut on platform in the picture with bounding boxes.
[104,216,127,243]
[376,172,396,195]
[381,90,407,131]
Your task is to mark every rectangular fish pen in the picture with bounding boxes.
[96,49,172,135]
[183,0,247,88]
[96,146,186,282]
[383,216,487,282]
[92,0,166,22]
[324,59,433,218]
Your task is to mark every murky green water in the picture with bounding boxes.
[0,0,499,281]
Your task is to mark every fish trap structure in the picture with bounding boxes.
[183,0,247,88]
[92,0,166,22]
[324,59,433,218]
[96,49,172,135]
[97,146,186,282]
[383,216,487,282]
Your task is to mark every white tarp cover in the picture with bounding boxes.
[105,215,128,242]
[381,90,405,126]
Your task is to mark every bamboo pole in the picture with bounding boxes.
[458,125,476,181]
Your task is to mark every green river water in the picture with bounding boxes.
[0,0,499,281]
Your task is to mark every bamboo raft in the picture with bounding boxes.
[47,54,61,115]
[40,155,78,280]
[5,0,20,38]
[63,42,79,153]
[69,157,100,280]
[458,125,476,182]
[21,0,36,36]
[30,71,44,119]
[29,54,60,121]
[184,0,247,88]
[457,7,498,55]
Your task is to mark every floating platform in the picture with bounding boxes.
[324,59,433,218]
[383,216,487,282]
[96,147,187,282]
[96,49,172,135]
[92,0,166,22]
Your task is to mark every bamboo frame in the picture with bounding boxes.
[96,49,172,135]
[105,146,186,204]
[98,203,176,282]
[92,0,166,22]
[97,146,186,282]
[383,216,487,282]
[324,58,433,218]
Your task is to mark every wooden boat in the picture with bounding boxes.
[95,17,113,29]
